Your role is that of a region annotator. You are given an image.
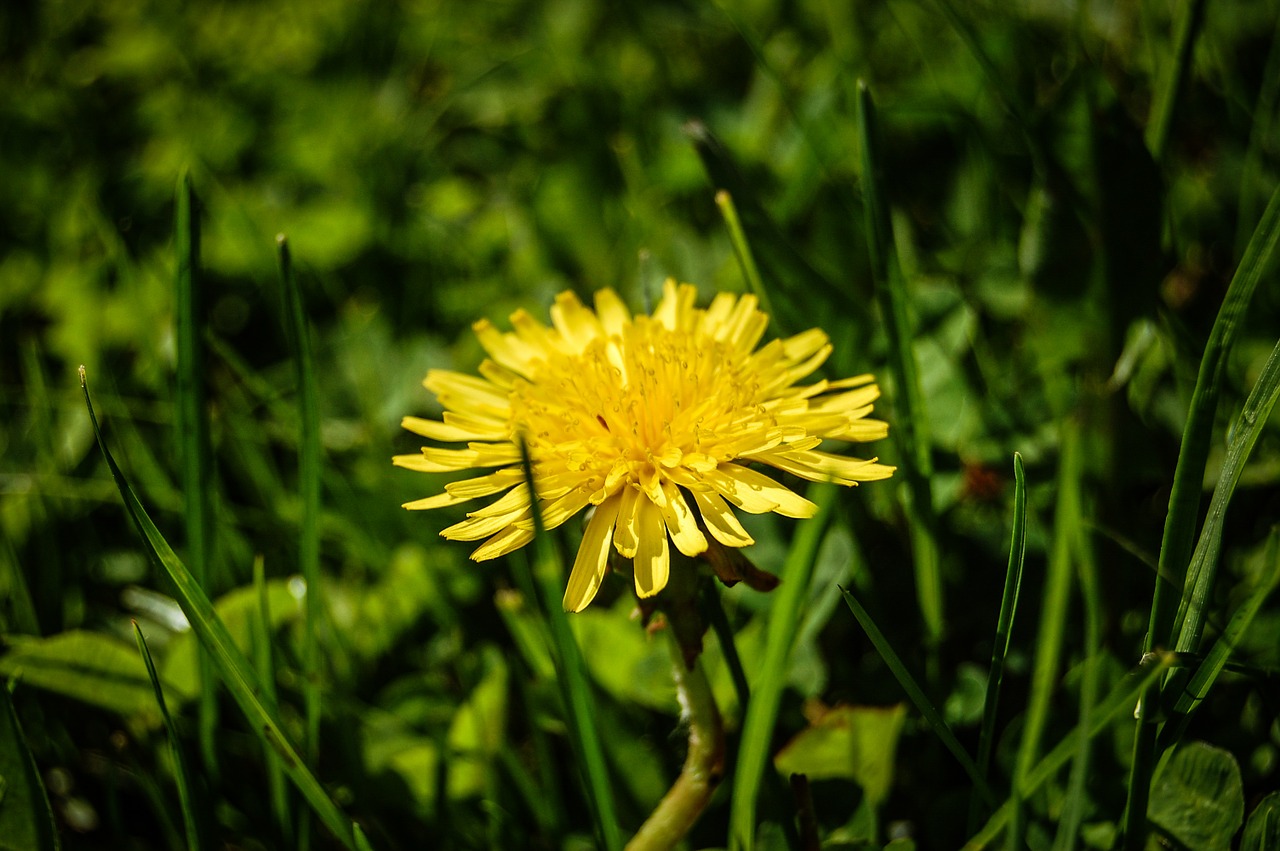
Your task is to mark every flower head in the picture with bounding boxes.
[396,280,894,611]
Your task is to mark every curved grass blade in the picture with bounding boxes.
[516,439,623,851]
[728,482,838,851]
[969,453,1027,831]
[80,368,359,851]
[133,621,203,851]
[840,585,997,810]
[277,235,323,779]
[0,685,60,851]
[1127,182,1280,849]
[855,80,943,666]
[174,172,220,777]
[1009,420,1081,849]
[964,653,1176,850]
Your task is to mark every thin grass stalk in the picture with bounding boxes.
[682,120,848,317]
[969,453,1027,831]
[715,189,778,324]
[1125,183,1280,850]
[1055,489,1103,850]
[963,653,1176,850]
[840,586,998,809]
[174,172,220,777]
[80,369,359,851]
[250,555,293,847]
[728,482,838,851]
[1009,418,1081,851]
[133,622,203,851]
[277,237,324,845]
[516,439,623,851]
[855,80,943,667]
[1144,0,1208,161]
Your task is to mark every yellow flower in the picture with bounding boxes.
[395,280,894,612]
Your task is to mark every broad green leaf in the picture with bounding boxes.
[1147,742,1243,851]
[773,703,907,806]
[0,687,59,851]
[0,630,184,718]
[1241,792,1280,851]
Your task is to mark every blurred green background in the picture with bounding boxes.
[3,0,1280,848]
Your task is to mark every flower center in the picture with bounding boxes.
[511,316,762,501]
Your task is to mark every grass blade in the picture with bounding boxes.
[516,439,623,851]
[1010,419,1081,849]
[80,368,360,851]
[855,80,943,666]
[1173,336,1280,653]
[970,453,1027,830]
[1127,183,1280,849]
[174,172,220,777]
[728,482,839,851]
[133,621,203,851]
[840,585,997,810]
[277,236,324,787]
[1057,467,1104,849]
[715,189,778,328]
[250,554,293,846]
[964,653,1176,850]
[683,120,850,323]
[1163,528,1280,746]
[1145,0,1208,161]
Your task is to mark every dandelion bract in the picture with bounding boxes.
[396,280,894,611]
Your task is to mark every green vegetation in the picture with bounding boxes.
[3,0,1280,848]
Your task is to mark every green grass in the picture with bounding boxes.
[3,1,1280,849]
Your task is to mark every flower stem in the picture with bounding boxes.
[626,628,725,851]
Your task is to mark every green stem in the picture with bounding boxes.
[626,629,724,851]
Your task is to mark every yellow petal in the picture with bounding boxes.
[471,525,535,561]
[444,467,525,499]
[402,416,501,443]
[655,480,707,557]
[443,508,528,541]
[713,463,818,518]
[550,291,602,353]
[612,486,642,557]
[517,488,591,531]
[563,493,622,612]
[830,418,891,443]
[593,289,632,337]
[424,369,510,408]
[393,452,444,472]
[633,496,669,598]
[402,491,469,510]
[690,489,754,547]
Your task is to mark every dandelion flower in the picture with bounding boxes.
[396,280,894,612]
